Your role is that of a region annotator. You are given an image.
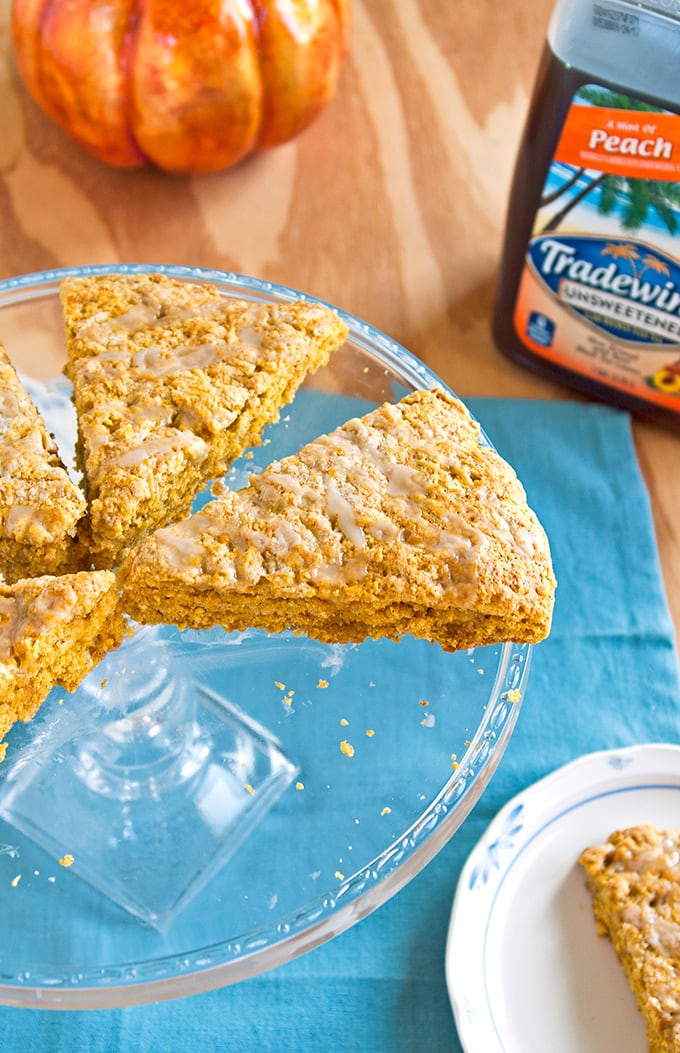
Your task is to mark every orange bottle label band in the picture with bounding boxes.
[555,105,680,181]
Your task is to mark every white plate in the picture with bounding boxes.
[446,743,680,1053]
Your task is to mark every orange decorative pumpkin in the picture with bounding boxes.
[11,0,351,174]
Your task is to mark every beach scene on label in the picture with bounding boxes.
[516,85,680,404]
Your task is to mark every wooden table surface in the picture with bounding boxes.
[0,0,677,642]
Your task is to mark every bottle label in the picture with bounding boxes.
[514,85,680,410]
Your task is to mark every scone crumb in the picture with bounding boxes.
[59,854,74,868]
[340,740,354,757]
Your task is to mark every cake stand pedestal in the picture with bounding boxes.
[0,626,298,928]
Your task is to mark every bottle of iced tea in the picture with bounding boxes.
[493,0,680,431]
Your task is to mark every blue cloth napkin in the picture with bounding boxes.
[3,398,679,1053]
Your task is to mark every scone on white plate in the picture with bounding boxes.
[580,824,680,1053]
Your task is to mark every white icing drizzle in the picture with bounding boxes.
[0,430,45,471]
[0,595,16,661]
[309,557,368,585]
[72,299,279,475]
[4,505,55,543]
[432,511,485,558]
[326,478,366,549]
[366,518,401,542]
[0,583,79,664]
[621,899,680,1010]
[386,462,423,497]
[75,297,226,341]
[151,525,207,573]
[256,471,323,511]
[109,302,162,330]
[142,394,544,599]
[620,841,680,876]
[82,399,174,454]
[608,836,680,1012]
[236,325,264,348]
[130,341,228,378]
[0,366,83,539]
[109,432,210,471]
[0,389,22,418]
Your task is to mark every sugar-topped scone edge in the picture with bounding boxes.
[118,387,556,652]
[0,340,88,582]
[579,825,680,1053]
[61,272,348,569]
[0,570,129,761]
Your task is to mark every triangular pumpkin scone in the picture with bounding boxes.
[0,570,128,761]
[0,343,88,583]
[118,388,556,651]
[60,272,348,568]
[579,826,680,1053]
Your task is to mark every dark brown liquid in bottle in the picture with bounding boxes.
[492,44,680,432]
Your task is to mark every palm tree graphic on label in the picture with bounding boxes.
[540,88,680,236]
[600,243,670,281]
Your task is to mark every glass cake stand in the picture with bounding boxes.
[0,265,532,1008]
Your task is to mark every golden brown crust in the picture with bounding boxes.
[61,273,348,568]
[0,570,129,761]
[580,825,680,1053]
[118,387,556,650]
[0,342,88,582]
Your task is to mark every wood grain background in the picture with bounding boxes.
[0,0,677,636]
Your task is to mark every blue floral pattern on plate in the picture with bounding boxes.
[467,803,524,890]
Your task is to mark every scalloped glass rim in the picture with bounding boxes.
[0,264,531,1008]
